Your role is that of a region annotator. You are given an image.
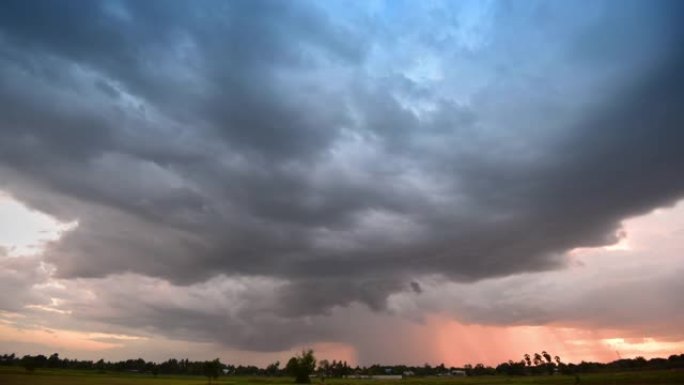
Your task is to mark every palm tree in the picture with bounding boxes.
[533,353,543,366]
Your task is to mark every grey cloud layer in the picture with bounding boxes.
[394,258,684,342]
[1,0,684,350]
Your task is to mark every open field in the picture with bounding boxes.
[2,367,684,385]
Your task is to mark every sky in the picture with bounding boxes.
[1,0,684,367]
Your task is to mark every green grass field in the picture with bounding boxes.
[1,367,683,385]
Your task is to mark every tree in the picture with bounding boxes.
[21,355,36,373]
[533,353,543,366]
[318,359,330,377]
[286,349,316,383]
[95,358,106,373]
[266,361,281,376]
[286,357,299,375]
[496,360,526,376]
[47,353,60,368]
[524,354,531,367]
[541,351,554,374]
[203,359,221,384]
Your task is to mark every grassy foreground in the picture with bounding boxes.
[1,367,684,385]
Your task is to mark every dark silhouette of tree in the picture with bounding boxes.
[95,358,106,373]
[533,353,543,366]
[3,349,683,378]
[541,351,555,374]
[496,360,526,375]
[286,350,316,383]
[20,355,36,373]
[47,353,60,368]
[524,354,532,367]
[203,359,221,384]
[266,361,280,376]
[318,359,330,377]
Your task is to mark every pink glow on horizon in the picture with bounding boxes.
[0,323,127,352]
[2,314,683,366]
[301,342,358,365]
[430,316,684,366]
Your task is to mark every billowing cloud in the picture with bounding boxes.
[388,200,684,343]
[1,0,684,357]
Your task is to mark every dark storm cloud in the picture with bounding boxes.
[1,0,684,350]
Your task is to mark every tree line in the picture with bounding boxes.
[490,352,684,376]
[2,350,684,382]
